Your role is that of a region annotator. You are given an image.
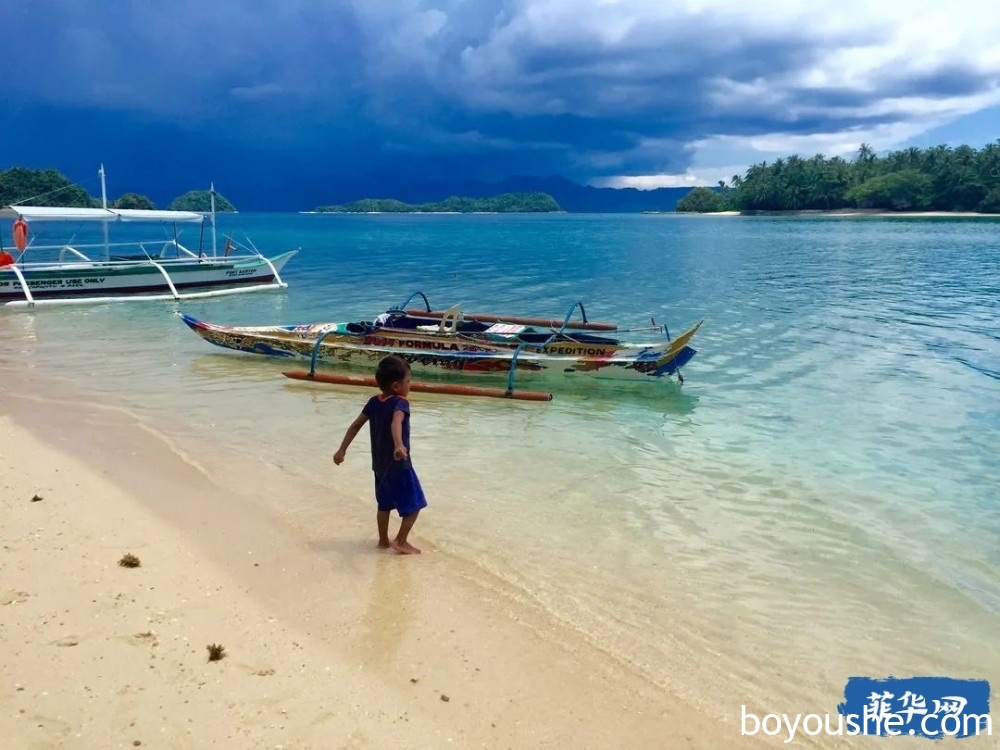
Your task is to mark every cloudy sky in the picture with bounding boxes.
[2,0,997,208]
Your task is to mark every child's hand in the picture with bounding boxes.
[333,450,346,465]
[393,445,408,461]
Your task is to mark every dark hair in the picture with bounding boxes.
[375,355,410,390]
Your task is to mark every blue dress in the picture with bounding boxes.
[362,394,427,517]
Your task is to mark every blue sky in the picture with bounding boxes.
[2,0,997,208]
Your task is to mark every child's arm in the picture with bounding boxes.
[333,413,368,465]
[391,410,408,461]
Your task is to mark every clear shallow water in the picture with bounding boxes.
[3,213,998,723]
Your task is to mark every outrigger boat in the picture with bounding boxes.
[180,292,702,400]
[0,167,296,308]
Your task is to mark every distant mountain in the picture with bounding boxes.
[311,175,691,213]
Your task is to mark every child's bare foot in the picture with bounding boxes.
[377,540,391,550]
[390,540,421,555]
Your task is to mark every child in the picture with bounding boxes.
[333,355,427,554]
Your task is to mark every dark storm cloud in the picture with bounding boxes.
[1,0,996,204]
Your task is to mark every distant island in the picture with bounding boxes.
[0,167,237,212]
[677,141,1000,214]
[5,143,998,216]
[314,192,562,213]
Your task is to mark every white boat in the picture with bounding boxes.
[0,167,297,308]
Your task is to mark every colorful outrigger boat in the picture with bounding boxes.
[0,167,296,308]
[180,292,702,398]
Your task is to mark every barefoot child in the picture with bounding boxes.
[333,355,427,554]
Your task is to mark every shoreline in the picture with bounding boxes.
[736,209,998,217]
[302,209,998,217]
[4,214,998,748]
[0,383,754,748]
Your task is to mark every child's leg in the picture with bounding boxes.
[377,510,391,548]
[391,510,421,554]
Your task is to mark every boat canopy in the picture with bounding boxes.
[0,206,205,223]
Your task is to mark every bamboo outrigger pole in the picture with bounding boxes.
[403,308,618,331]
[282,370,553,402]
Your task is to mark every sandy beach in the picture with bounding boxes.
[0,386,755,749]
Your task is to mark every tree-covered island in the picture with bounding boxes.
[169,190,237,212]
[314,192,562,213]
[677,141,1000,214]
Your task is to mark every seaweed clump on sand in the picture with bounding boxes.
[118,553,141,568]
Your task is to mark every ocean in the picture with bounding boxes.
[2,212,998,726]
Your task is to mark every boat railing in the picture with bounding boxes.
[16,239,186,259]
[12,239,268,268]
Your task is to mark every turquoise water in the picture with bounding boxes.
[3,213,998,723]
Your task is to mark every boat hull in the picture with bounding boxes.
[180,314,699,382]
[0,252,296,305]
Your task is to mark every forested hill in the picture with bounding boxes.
[0,167,237,211]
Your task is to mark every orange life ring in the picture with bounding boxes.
[0,250,14,267]
[13,216,28,252]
